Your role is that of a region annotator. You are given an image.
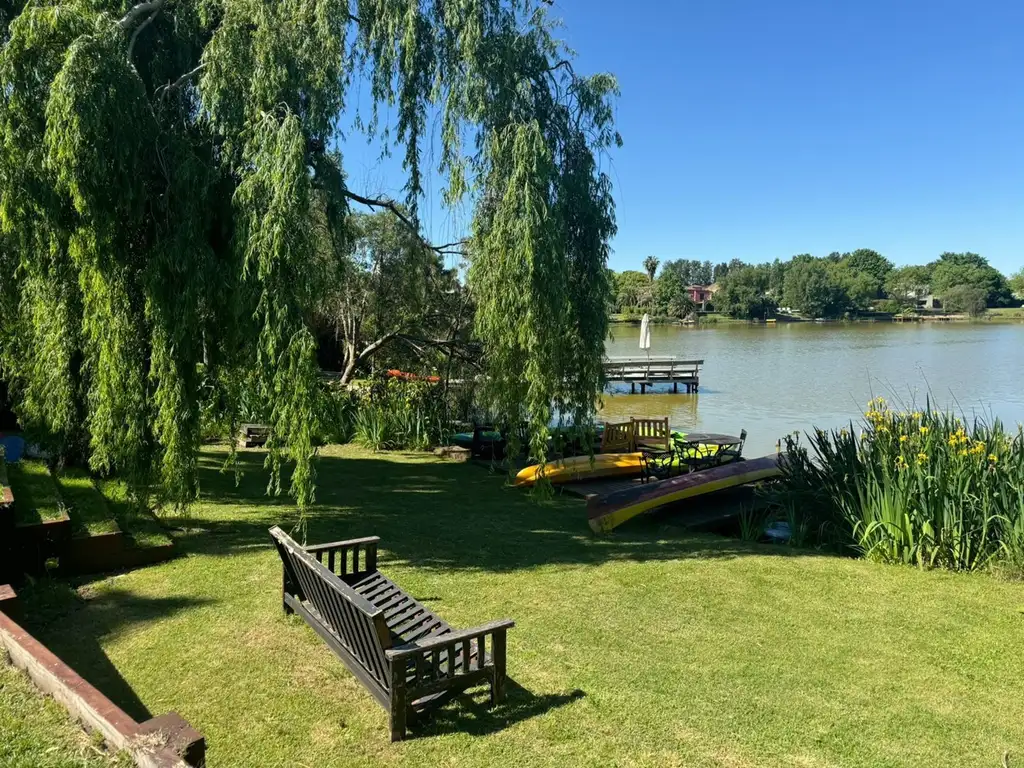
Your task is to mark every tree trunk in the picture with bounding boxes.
[339,341,358,385]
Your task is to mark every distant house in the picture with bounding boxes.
[687,284,715,308]
[917,294,942,311]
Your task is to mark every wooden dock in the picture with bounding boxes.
[602,356,703,394]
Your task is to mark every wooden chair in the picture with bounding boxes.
[270,527,514,741]
[631,417,671,451]
[599,421,636,453]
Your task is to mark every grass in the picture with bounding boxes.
[94,479,172,551]
[16,444,1024,767]
[0,660,131,767]
[8,460,65,526]
[984,307,1024,322]
[697,313,749,325]
[56,469,121,538]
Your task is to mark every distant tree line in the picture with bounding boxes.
[608,257,715,319]
[610,250,1024,320]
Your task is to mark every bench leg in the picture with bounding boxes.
[491,632,507,706]
[282,571,294,615]
[389,672,408,741]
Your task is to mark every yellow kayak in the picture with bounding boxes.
[514,453,643,487]
[514,444,729,487]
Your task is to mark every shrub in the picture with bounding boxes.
[319,382,358,444]
[351,376,453,451]
[779,400,1024,572]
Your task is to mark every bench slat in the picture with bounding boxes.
[362,581,399,603]
[404,620,446,644]
[383,597,416,621]
[391,611,443,641]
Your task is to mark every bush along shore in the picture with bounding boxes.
[775,399,1024,574]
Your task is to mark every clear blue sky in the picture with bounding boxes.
[342,0,1024,275]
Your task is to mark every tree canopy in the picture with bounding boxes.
[609,270,651,313]
[782,260,846,318]
[884,265,932,308]
[0,0,620,507]
[839,249,892,297]
[642,255,659,282]
[713,266,775,319]
[1010,269,1024,298]
[928,253,1010,307]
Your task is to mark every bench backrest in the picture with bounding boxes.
[600,421,635,453]
[632,417,670,450]
[270,527,392,689]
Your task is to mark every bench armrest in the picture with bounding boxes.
[304,536,380,577]
[304,536,380,553]
[385,619,515,660]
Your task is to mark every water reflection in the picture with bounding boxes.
[599,391,701,432]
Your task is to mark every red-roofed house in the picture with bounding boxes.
[687,284,715,308]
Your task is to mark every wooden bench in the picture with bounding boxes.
[270,527,514,741]
[631,417,671,451]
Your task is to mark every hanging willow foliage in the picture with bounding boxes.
[0,0,619,509]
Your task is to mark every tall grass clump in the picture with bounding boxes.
[780,399,1024,573]
[351,376,453,452]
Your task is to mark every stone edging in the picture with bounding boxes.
[0,587,205,768]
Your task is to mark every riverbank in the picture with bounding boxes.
[608,313,748,326]
[609,309,1024,325]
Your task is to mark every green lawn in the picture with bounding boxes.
[8,460,65,526]
[57,469,120,538]
[984,307,1024,322]
[16,445,1024,767]
[0,662,131,768]
[94,478,172,550]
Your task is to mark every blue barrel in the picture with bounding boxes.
[0,435,25,463]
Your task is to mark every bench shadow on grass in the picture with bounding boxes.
[178,449,829,575]
[409,681,585,740]
[18,581,213,723]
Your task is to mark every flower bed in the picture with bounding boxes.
[780,398,1024,572]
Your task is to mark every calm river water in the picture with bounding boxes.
[601,322,1024,457]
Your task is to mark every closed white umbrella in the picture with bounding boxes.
[639,313,652,358]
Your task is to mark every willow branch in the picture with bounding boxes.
[342,189,468,257]
[156,63,207,99]
[119,0,166,30]
[354,331,400,365]
[545,59,575,75]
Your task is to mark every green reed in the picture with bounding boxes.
[780,400,1024,573]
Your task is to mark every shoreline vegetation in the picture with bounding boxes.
[611,252,1024,324]
[609,308,1024,325]
[774,399,1024,576]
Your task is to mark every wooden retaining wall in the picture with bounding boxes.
[0,586,205,768]
[2,464,175,576]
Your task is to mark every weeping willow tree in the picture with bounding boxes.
[0,0,619,510]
